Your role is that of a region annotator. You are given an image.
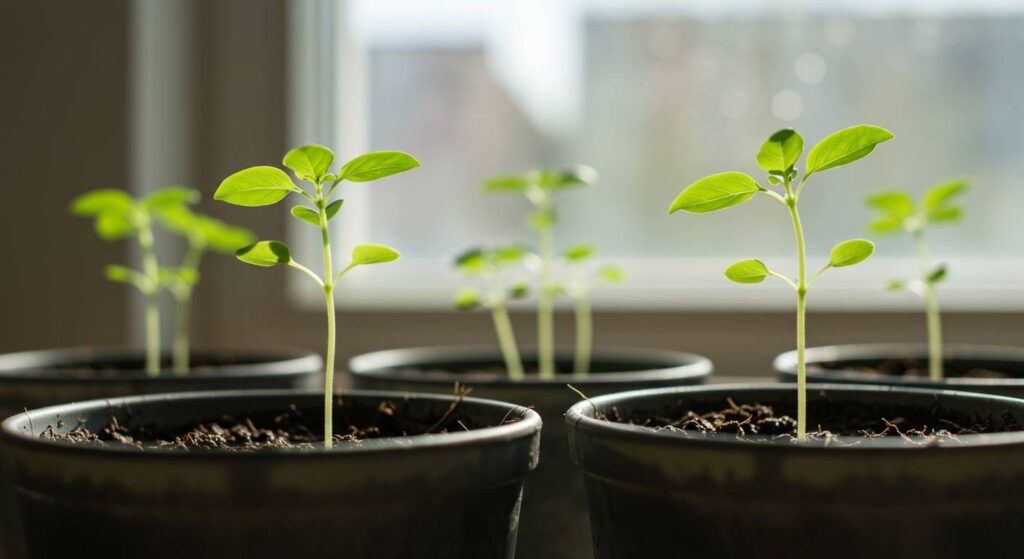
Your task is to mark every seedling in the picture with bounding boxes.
[866,178,969,380]
[157,206,255,374]
[562,244,624,375]
[453,245,531,379]
[215,145,419,447]
[483,166,598,378]
[670,125,893,440]
[70,186,199,375]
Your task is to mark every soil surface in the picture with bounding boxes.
[41,392,517,451]
[815,358,1021,380]
[604,394,1022,443]
[42,353,280,379]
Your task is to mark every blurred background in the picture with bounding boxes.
[1,0,1022,376]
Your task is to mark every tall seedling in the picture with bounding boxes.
[70,186,199,375]
[670,125,893,440]
[215,145,419,447]
[562,244,624,375]
[866,178,969,379]
[483,166,598,378]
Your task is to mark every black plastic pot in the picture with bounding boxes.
[0,346,322,558]
[348,346,712,559]
[775,343,1024,398]
[566,383,1024,559]
[2,389,541,558]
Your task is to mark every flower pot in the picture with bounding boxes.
[349,346,712,559]
[0,346,323,558]
[566,383,1024,559]
[2,389,541,558]
[774,343,1024,398]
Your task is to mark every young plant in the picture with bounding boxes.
[70,186,199,375]
[865,178,969,380]
[670,125,893,441]
[482,166,598,378]
[214,145,419,448]
[562,244,624,375]
[453,245,531,379]
[156,206,255,374]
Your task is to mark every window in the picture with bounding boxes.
[289,0,1024,311]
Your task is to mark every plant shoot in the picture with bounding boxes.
[562,244,623,375]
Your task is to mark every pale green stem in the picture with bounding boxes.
[572,291,592,376]
[137,216,161,376]
[318,188,337,449]
[172,240,204,375]
[491,303,524,380]
[537,209,556,379]
[914,231,943,380]
[785,183,808,441]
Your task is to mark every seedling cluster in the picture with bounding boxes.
[671,125,893,440]
[215,145,419,447]
[866,178,969,379]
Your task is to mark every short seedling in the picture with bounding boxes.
[562,244,624,375]
[453,245,531,379]
[157,206,255,373]
[215,145,419,448]
[70,186,199,375]
[482,166,599,378]
[670,125,893,440]
[866,178,969,380]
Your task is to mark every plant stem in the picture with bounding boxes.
[137,215,161,376]
[573,292,592,376]
[537,204,556,379]
[914,230,943,380]
[318,190,336,449]
[491,303,524,380]
[172,240,203,375]
[786,187,808,441]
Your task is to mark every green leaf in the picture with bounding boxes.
[829,239,874,268]
[105,264,139,284]
[95,211,137,240]
[563,244,594,262]
[927,206,962,223]
[350,244,400,267]
[669,172,761,214]
[886,279,907,292]
[599,264,625,283]
[290,206,320,226]
[494,244,528,264]
[154,205,199,236]
[142,186,200,211]
[283,145,335,182]
[482,175,529,192]
[724,259,769,284]
[866,191,915,218]
[236,241,291,267]
[200,219,255,253]
[923,178,969,211]
[159,266,199,287]
[528,210,555,229]
[756,129,803,173]
[325,199,344,220]
[453,288,481,310]
[805,125,894,176]
[454,248,486,273]
[338,151,420,182]
[215,166,302,207]
[867,216,904,235]
[927,264,948,284]
[508,282,529,299]
[530,165,599,189]
[70,189,134,216]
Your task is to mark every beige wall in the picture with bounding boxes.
[1,1,1021,377]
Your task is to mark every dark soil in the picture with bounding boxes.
[44,353,279,379]
[41,392,516,451]
[815,358,1021,380]
[604,393,1022,443]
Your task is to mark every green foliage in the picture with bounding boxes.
[724,259,769,284]
[349,244,401,267]
[236,240,292,267]
[805,125,894,176]
[338,151,421,182]
[290,206,321,226]
[669,172,761,214]
[563,244,595,262]
[215,166,302,207]
[829,239,874,268]
[284,144,335,182]
[756,129,803,174]
[598,264,625,284]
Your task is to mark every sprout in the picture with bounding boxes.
[670,125,893,441]
[866,178,969,380]
[562,244,623,375]
[215,145,418,447]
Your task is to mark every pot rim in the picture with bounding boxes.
[1,388,542,459]
[565,382,1024,450]
[348,345,712,386]
[0,346,324,383]
[774,343,1024,387]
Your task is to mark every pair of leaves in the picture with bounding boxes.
[888,264,948,293]
[455,245,529,274]
[216,148,420,207]
[724,240,874,284]
[670,125,894,214]
[236,241,399,270]
[482,165,599,193]
[866,178,969,235]
[290,200,344,226]
[71,186,201,241]
[156,205,255,254]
